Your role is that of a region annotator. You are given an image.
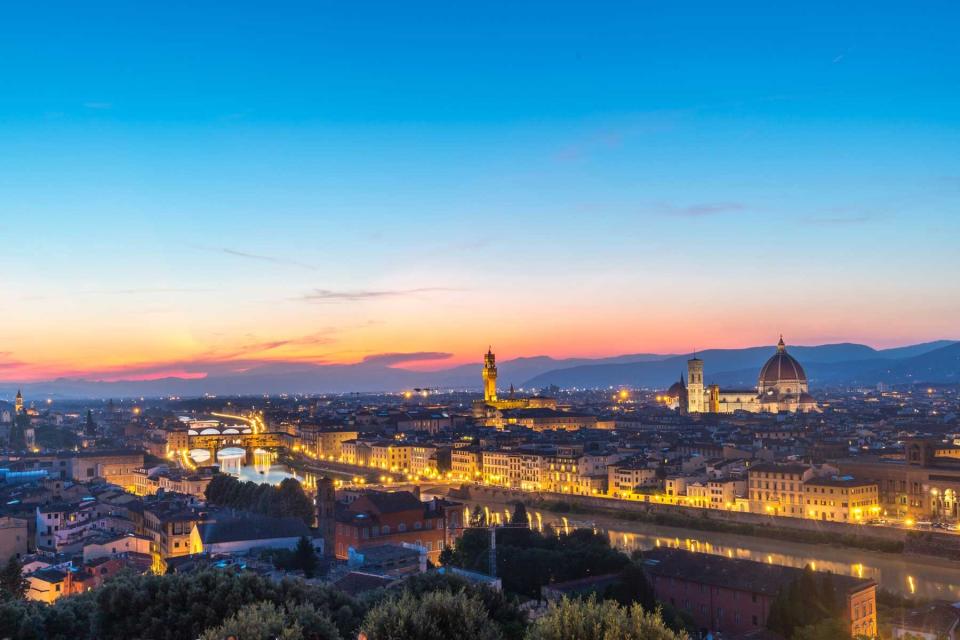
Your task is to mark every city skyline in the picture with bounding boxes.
[2,1,959,382]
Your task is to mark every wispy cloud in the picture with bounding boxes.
[193,245,319,271]
[84,287,212,295]
[360,352,453,366]
[657,202,748,218]
[299,287,458,303]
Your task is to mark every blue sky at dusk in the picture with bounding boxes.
[0,1,958,380]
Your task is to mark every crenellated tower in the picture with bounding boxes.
[482,347,498,402]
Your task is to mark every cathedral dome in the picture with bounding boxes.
[666,380,686,398]
[758,336,807,393]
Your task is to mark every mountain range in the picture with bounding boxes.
[1,340,957,399]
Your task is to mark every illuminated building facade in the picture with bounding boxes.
[472,348,557,418]
[666,337,820,414]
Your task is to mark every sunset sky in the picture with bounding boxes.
[1,2,959,382]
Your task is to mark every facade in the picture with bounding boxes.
[451,447,481,481]
[748,462,817,517]
[840,439,960,521]
[669,338,819,415]
[190,516,312,556]
[315,429,359,459]
[335,491,454,564]
[645,548,877,638]
[607,461,657,498]
[803,478,880,522]
[472,348,557,417]
[0,516,28,563]
[82,533,151,562]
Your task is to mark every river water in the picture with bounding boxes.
[231,466,960,600]
[466,501,960,601]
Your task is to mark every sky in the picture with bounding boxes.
[1,1,959,382]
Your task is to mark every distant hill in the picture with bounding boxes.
[522,341,960,390]
[1,341,955,399]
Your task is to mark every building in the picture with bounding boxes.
[451,446,481,481]
[607,461,657,498]
[190,516,313,556]
[491,408,597,432]
[82,532,152,562]
[667,338,819,415]
[141,502,206,573]
[315,429,359,459]
[397,412,452,435]
[0,517,29,563]
[335,491,453,563]
[748,462,819,517]
[645,548,877,638]
[26,567,71,603]
[472,348,557,417]
[840,438,960,521]
[316,477,336,558]
[890,602,960,639]
[347,543,425,576]
[803,478,880,522]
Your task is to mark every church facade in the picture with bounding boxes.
[665,337,819,414]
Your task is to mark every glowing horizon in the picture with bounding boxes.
[1,3,958,384]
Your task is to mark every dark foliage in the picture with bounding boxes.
[0,569,365,640]
[205,474,315,525]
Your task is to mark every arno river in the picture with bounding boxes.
[234,462,960,600]
[465,501,960,601]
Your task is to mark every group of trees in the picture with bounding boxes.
[440,505,631,598]
[767,565,854,640]
[204,474,316,525]
[0,564,685,640]
[0,557,27,601]
[264,536,322,578]
[0,568,366,640]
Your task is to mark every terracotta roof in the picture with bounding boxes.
[758,338,807,386]
[644,548,874,596]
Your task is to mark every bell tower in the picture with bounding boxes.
[687,357,704,414]
[482,347,498,402]
[14,389,23,414]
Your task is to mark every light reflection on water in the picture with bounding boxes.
[466,499,960,601]
[600,525,960,601]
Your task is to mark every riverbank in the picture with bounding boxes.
[459,495,960,600]
[449,484,960,559]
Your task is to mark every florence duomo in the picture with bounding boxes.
[664,336,820,414]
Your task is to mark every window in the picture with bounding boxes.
[381,525,390,535]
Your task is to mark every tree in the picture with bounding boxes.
[200,601,303,640]
[8,414,27,451]
[510,502,529,527]
[525,596,687,640]
[292,536,319,578]
[399,573,527,640]
[203,474,316,525]
[792,617,851,640]
[84,410,97,437]
[767,567,847,640]
[361,590,502,640]
[0,568,366,640]
[0,557,27,601]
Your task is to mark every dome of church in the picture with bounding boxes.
[758,336,807,392]
[666,380,686,398]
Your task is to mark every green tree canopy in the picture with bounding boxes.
[361,590,503,640]
[525,596,687,640]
